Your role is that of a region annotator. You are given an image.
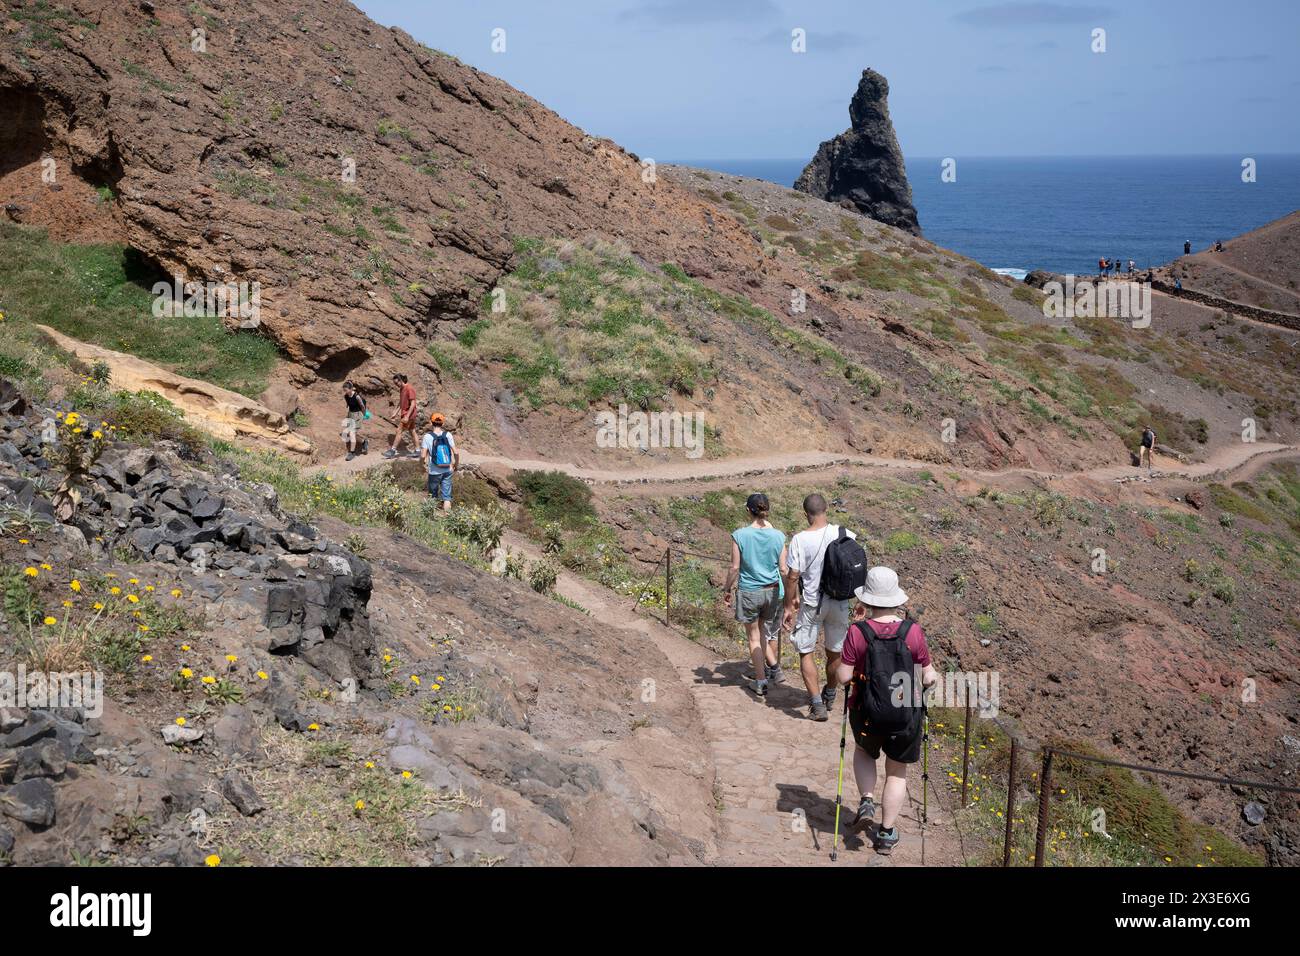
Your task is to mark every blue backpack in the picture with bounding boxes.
[429,431,453,469]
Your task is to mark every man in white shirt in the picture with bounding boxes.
[782,493,856,721]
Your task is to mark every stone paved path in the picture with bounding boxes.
[506,529,969,867]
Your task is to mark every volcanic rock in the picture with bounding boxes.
[795,69,920,235]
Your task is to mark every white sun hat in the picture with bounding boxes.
[854,566,909,608]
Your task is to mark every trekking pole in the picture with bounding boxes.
[921,704,929,865]
[830,685,850,861]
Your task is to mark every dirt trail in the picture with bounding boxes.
[307,437,1297,866]
[503,529,967,867]
[311,439,1299,491]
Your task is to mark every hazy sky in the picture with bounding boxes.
[356,0,1300,160]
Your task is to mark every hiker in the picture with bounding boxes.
[383,373,420,459]
[420,412,458,511]
[1174,275,1182,291]
[1138,424,1156,470]
[782,493,864,721]
[340,380,369,461]
[835,566,937,855]
[723,493,788,697]
[1215,239,1223,252]
[1098,257,1108,277]
[1128,258,1136,274]
[1184,239,1192,255]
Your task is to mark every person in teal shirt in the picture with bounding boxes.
[724,493,788,697]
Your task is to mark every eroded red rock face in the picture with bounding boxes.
[0,0,770,390]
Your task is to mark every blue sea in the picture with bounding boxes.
[671,155,1300,279]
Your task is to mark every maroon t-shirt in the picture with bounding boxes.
[841,618,931,707]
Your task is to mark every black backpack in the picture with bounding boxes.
[818,527,866,602]
[853,620,921,736]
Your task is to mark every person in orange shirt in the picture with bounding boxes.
[383,373,420,459]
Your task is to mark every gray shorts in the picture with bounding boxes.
[791,598,851,655]
[735,586,781,625]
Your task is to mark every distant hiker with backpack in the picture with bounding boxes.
[341,380,369,461]
[783,493,865,722]
[1138,424,1156,470]
[421,413,458,511]
[834,566,936,855]
[723,493,788,697]
[1184,239,1192,255]
[384,373,420,459]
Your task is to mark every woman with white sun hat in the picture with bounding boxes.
[834,566,938,855]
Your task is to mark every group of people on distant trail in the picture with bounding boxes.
[1182,238,1224,256]
[338,374,459,509]
[1097,256,1137,277]
[724,492,937,856]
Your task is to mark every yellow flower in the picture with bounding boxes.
[365,761,375,769]
[138,624,149,632]
[109,586,121,595]
[409,675,420,684]
[307,723,320,731]
[382,654,393,663]
[181,644,191,651]
[141,654,153,663]
[40,563,51,570]
[92,430,103,440]
[70,580,82,592]
[201,675,216,685]
[354,800,365,811]
[127,594,140,604]
[431,683,441,691]
[401,770,412,779]
[65,412,79,426]
[170,588,182,598]
[225,654,238,663]
[175,717,187,726]
[17,538,27,544]
[62,600,72,608]
[256,670,268,680]
[205,854,221,867]
[92,602,105,611]
[43,616,57,626]
[145,585,155,592]
[23,567,38,577]
[128,578,139,585]
[180,668,194,679]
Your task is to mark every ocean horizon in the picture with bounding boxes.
[669,154,1300,279]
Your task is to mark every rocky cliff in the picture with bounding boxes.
[0,0,768,392]
[795,69,921,236]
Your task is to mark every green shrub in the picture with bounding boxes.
[526,558,559,594]
[444,504,508,554]
[512,469,595,527]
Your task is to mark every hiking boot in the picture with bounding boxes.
[382,449,398,459]
[345,452,356,462]
[407,450,421,459]
[765,664,786,685]
[748,678,768,698]
[361,438,369,454]
[851,795,876,830]
[873,825,900,855]
[810,699,829,721]
[821,684,837,709]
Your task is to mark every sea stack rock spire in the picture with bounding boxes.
[795,69,921,236]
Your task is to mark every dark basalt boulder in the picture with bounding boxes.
[795,69,921,236]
